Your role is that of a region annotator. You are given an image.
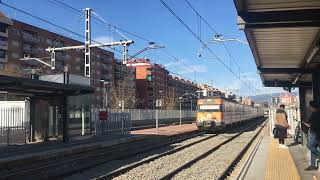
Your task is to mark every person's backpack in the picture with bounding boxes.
[275,111,289,128]
[273,127,279,138]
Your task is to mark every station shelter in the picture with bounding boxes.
[0,72,94,145]
[234,0,320,140]
[234,0,320,178]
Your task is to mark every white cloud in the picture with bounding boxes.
[221,72,285,97]
[93,36,114,43]
[178,64,208,74]
[163,61,180,68]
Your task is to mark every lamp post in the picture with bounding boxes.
[179,97,182,126]
[126,42,165,61]
[100,79,109,109]
[159,90,163,110]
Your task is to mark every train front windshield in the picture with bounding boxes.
[197,104,223,112]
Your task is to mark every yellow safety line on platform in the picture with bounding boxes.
[265,139,300,180]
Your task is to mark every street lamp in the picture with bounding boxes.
[20,55,54,69]
[179,97,183,126]
[126,42,165,61]
[100,79,109,109]
[197,34,248,57]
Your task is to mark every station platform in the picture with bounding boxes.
[132,123,198,136]
[244,125,320,180]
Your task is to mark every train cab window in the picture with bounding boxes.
[198,104,223,112]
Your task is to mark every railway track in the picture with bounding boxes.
[0,131,205,179]
[94,118,267,180]
[217,121,267,180]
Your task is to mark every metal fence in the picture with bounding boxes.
[93,108,131,136]
[268,107,300,136]
[92,109,195,136]
[0,101,29,146]
[109,109,196,121]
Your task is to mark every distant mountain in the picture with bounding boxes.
[249,92,298,105]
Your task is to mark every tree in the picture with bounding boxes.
[110,81,136,109]
[163,91,178,110]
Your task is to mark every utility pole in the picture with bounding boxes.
[84,8,91,77]
[179,97,182,126]
[45,8,134,78]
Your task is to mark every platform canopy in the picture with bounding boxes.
[234,0,320,87]
[0,75,94,98]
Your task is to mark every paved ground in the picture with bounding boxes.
[132,123,198,136]
[244,125,270,180]
[244,129,320,180]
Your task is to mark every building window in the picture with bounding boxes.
[46,38,52,45]
[12,28,20,36]
[11,40,19,47]
[11,52,19,59]
[0,23,6,33]
[37,47,44,52]
[0,63,4,70]
[0,50,6,59]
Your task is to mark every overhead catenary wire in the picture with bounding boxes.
[183,0,242,78]
[159,0,255,93]
[48,0,202,78]
[2,1,210,87]
[46,0,213,84]
[49,0,153,43]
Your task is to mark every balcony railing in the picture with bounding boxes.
[101,74,112,80]
[22,32,39,43]
[23,45,37,54]
[55,52,67,60]
[0,41,8,50]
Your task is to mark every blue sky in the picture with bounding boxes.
[2,0,283,96]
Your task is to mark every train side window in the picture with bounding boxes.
[220,105,225,112]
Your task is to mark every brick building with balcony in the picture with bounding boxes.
[127,58,198,110]
[168,75,199,110]
[0,12,116,140]
[0,16,115,109]
[127,58,169,109]
[111,59,136,108]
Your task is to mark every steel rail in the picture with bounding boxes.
[0,131,203,179]
[158,118,267,180]
[94,133,219,179]
[217,120,268,180]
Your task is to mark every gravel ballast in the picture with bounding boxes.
[63,134,216,180]
[172,123,263,180]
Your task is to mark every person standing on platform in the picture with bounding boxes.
[304,101,320,171]
[275,104,289,148]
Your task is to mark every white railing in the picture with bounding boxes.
[109,109,196,121]
[0,101,29,145]
[92,108,131,136]
[0,101,29,128]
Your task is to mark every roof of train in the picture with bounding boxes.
[198,96,260,108]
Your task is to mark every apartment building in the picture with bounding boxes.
[1,16,115,108]
[168,75,198,110]
[127,58,169,109]
[127,59,199,110]
[0,12,115,140]
[112,60,136,108]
